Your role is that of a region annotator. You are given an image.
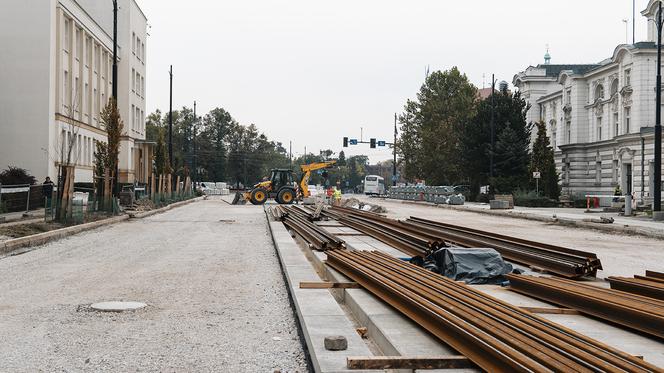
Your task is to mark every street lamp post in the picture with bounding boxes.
[655,1,663,218]
[393,113,398,187]
[112,0,117,100]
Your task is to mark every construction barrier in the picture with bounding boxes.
[387,186,465,205]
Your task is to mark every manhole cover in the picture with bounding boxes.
[90,301,147,312]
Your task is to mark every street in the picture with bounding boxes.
[0,199,307,372]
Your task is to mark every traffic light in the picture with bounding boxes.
[343,137,348,147]
[370,138,376,148]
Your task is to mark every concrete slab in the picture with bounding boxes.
[268,220,379,373]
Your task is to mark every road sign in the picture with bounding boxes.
[533,172,541,179]
[377,140,386,147]
[349,139,358,145]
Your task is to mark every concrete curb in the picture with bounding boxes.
[0,197,204,257]
[388,199,664,240]
[265,212,379,373]
[127,196,204,219]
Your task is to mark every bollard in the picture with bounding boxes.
[25,185,31,213]
[625,194,632,216]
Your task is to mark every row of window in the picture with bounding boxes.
[132,68,145,98]
[131,105,145,133]
[62,15,113,128]
[132,32,145,63]
[60,130,95,167]
[593,69,631,101]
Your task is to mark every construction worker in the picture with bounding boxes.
[333,186,342,206]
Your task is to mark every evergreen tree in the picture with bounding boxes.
[491,121,531,194]
[530,121,560,199]
[461,91,531,196]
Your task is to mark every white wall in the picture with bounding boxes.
[0,0,56,181]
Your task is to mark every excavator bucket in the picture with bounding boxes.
[231,191,247,205]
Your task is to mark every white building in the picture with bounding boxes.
[514,0,664,205]
[0,0,152,185]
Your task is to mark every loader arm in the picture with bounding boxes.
[299,160,337,198]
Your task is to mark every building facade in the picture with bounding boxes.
[514,0,664,205]
[0,0,151,185]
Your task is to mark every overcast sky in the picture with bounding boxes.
[139,0,649,162]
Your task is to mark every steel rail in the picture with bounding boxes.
[405,217,602,278]
[508,274,664,340]
[607,272,664,301]
[326,250,660,372]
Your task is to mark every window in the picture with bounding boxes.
[64,18,70,51]
[131,104,135,129]
[595,84,604,100]
[596,161,602,184]
[611,79,619,96]
[136,37,141,59]
[76,28,82,61]
[132,32,136,54]
[542,105,546,120]
[141,42,145,63]
[552,130,557,150]
[613,160,619,184]
[625,107,631,133]
[566,89,572,105]
[625,68,631,86]
[614,112,619,137]
[135,71,140,92]
[141,76,145,97]
[64,70,69,108]
[132,69,135,92]
[552,102,557,119]
[566,121,571,144]
[597,117,602,141]
[85,37,91,65]
[141,110,144,131]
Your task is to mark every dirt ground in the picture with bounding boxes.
[0,199,307,372]
[353,195,664,278]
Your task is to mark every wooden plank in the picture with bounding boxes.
[347,356,474,370]
[299,281,359,289]
[521,306,579,315]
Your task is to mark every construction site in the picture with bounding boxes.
[2,184,664,372]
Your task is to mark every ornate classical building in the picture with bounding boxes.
[514,0,664,205]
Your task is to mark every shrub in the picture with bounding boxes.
[513,189,558,208]
[0,166,37,185]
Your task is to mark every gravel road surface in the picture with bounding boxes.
[0,199,308,372]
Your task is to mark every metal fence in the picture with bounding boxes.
[0,184,46,215]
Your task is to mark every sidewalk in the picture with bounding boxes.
[358,195,664,239]
[0,208,45,224]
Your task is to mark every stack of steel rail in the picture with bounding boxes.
[327,207,601,278]
[326,250,659,372]
[607,270,664,301]
[508,274,664,340]
[402,216,602,278]
[271,205,344,251]
[325,207,444,257]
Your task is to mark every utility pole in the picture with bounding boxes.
[168,65,173,172]
[490,74,495,179]
[112,0,117,100]
[289,141,292,169]
[633,0,636,45]
[112,0,119,195]
[193,112,197,186]
[192,101,196,175]
[654,1,663,218]
[393,113,397,186]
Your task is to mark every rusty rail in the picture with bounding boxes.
[326,250,659,372]
[508,274,664,340]
[608,271,664,301]
[272,205,344,251]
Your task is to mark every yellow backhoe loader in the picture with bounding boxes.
[232,160,337,205]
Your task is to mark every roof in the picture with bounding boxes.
[477,87,495,100]
[537,64,601,77]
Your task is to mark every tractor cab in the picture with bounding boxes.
[269,169,296,191]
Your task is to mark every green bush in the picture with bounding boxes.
[513,189,558,208]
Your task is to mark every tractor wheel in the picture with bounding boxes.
[277,188,295,205]
[250,188,268,205]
